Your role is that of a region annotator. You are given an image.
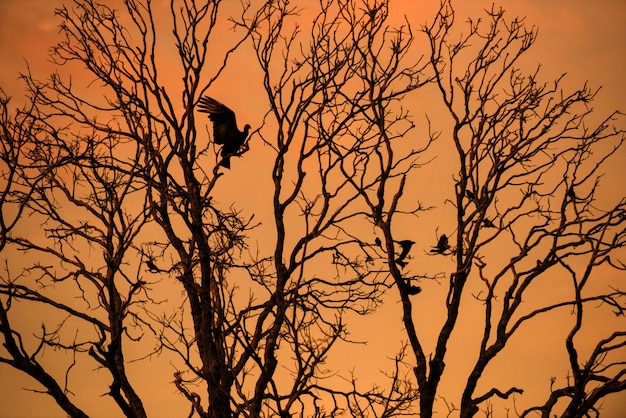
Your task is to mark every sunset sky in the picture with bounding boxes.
[1,0,625,417]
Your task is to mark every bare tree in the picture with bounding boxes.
[2,0,625,417]
[1,77,152,415]
[238,0,432,415]
[363,2,626,417]
[0,90,100,418]
[0,0,425,417]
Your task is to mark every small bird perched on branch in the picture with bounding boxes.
[482,218,496,228]
[567,186,577,201]
[146,260,161,273]
[430,234,449,254]
[197,96,250,169]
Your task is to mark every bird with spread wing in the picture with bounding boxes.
[430,234,449,255]
[395,239,415,268]
[198,96,250,169]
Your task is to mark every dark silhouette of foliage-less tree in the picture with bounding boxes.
[0,0,423,417]
[332,2,624,417]
[1,0,625,417]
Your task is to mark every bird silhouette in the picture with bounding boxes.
[395,239,415,268]
[397,240,415,257]
[407,285,422,295]
[198,96,250,169]
[146,260,161,273]
[374,237,382,248]
[430,234,449,254]
[402,274,421,295]
[465,190,476,201]
[482,218,496,228]
[567,186,577,201]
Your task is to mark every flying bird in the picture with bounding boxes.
[397,240,415,258]
[198,96,250,169]
[395,239,415,268]
[430,234,449,254]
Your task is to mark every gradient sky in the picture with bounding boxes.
[1,1,625,417]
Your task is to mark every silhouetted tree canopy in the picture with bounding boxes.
[0,0,624,417]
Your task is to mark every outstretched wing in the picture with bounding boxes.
[197,96,238,145]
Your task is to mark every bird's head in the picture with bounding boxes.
[243,124,251,136]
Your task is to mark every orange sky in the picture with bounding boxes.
[1,1,625,417]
